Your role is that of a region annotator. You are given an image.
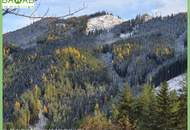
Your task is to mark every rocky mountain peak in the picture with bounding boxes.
[86,14,124,34]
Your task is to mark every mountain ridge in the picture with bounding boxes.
[3,11,187,129]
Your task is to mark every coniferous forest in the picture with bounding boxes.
[3,10,187,130]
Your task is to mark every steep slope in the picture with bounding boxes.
[3,12,123,49]
[3,12,187,129]
[3,18,57,48]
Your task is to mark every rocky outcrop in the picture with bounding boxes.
[86,14,124,34]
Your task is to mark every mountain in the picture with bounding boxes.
[3,12,187,129]
[4,18,52,48]
[86,14,124,33]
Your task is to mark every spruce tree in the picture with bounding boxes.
[156,81,172,130]
[117,84,136,130]
[137,84,157,130]
[177,80,187,130]
[169,90,180,130]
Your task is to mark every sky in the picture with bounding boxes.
[3,0,187,33]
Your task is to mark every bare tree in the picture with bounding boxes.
[3,0,87,19]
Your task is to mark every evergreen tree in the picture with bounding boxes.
[13,106,31,129]
[137,84,157,130]
[117,84,136,130]
[177,80,187,130]
[169,90,180,130]
[4,122,14,130]
[156,81,172,130]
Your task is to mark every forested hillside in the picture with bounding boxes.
[3,12,187,130]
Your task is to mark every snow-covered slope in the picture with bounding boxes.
[86,14,124,33]
[167,74,185,91]
[156,74,186,92]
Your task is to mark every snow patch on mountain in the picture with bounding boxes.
[167,74,185,91]
[156,74,185,92]
[120,32,134,39]
[86,14,124,34]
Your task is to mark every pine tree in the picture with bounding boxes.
[177,80,187,130]
[137,84,157,130]
[156,81,172,130]
[169,90,180,129]
[117,84,136,130]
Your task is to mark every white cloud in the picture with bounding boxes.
[151,0,187,16]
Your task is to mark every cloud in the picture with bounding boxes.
[151,0,187,16]
[3,0,187,33]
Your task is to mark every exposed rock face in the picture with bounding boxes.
[86,14,124,34]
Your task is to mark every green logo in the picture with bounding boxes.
[3,0,35,8]
[14,0,22,4]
